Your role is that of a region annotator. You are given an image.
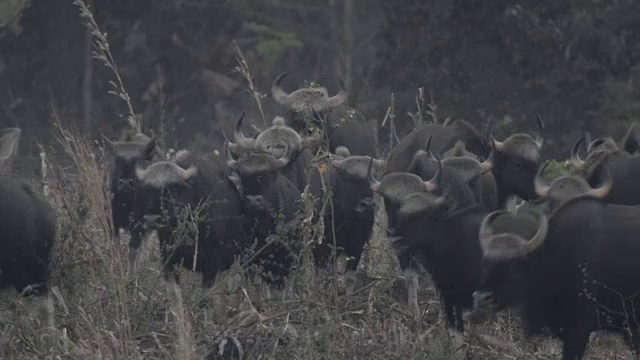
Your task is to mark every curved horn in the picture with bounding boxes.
[484,118,493,140]
[523,211,549,253]
[491,134,504,152]
[536,114,545,131]
[233,112,255,149]
[272,72,291,106]
[479,148,494,172]
[227,159,239,170]
[584,131,592,147]
[326,78,347,107]
[134,162,147,181]
[424,135,432,153]
[534,161,551,198]
[367,157,381,192]
[222,131,240,156]
[534,114,545,148]
[586,170,613,200]
[478,210,506,251]
[181,166,198,181]
[224,140,237,162]
[586,138,606,154]
[274,156,290,169]
[570,135,586,166]
[423,158,443,192]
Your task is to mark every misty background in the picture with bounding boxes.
[2,0,640,161]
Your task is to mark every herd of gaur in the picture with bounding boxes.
[3,73,640,359]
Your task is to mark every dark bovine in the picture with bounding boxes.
[473,174,637,359]
[0,128,56,323]
[566,135,640,205]
[227,152,303,288]
[311,147,384,272]
[106,132,164,273]
[386,119,544,207]
[132,150,246,287]
[375,171,540,332]
[271,72,378,157]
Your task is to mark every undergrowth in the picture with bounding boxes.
[0,123,633,359]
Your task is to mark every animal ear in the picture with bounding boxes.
[142,137,158,160]
[0,127,21,173]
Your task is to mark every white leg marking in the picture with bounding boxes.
[404,268,420,320]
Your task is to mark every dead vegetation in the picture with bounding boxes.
[0,122,635,359]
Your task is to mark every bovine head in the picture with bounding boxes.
[331,148,386,180]
[227,151,291,206]
[108,133,159,178]
[135,160,198,190]
[396,191,447,225]
[388,191,448,255]
[132,159,199,231]
[227,112,257,157]
[370,160,442,231]
[228,113,320,160]
[407,136,444,180]
[565,135,623,176]
[442,151,493,184]
[534,161,612,210]
[271,72,346,127]
[473,209,549,311]
[227,152,290,178]
[0,127,21,175]
[409,145,480,211]
[254,116,321,159]
[491,133,543,203]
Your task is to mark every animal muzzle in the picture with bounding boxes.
[472,291,497,312]
[355,196,375,214]
[245,195,270,212]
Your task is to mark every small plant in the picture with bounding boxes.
[541,159,570,181]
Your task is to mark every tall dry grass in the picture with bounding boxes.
[0,116,634,359]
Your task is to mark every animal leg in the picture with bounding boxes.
[127,247,139,274]
[201,261,218,288]
[127,228,146,275]
[404,268,420,320]
[443,301,456,329]
[561,324,592,360]
[29,294,55,329]
[454,305,464,332]
[343,270,358,296]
